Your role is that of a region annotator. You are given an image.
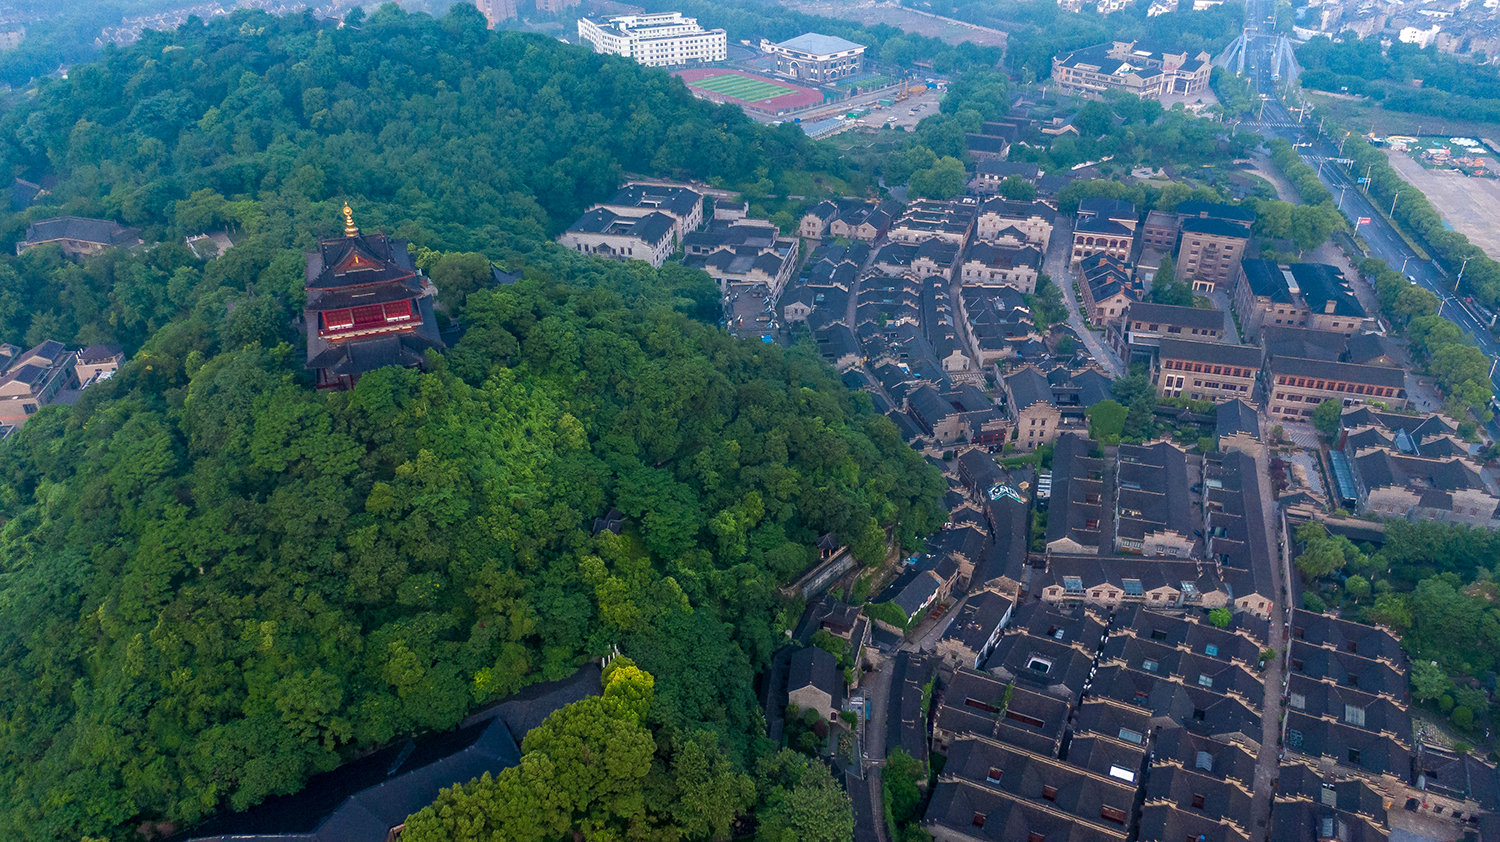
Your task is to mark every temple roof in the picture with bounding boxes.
[306,230,419,292]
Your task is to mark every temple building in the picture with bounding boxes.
[304,205,443,390]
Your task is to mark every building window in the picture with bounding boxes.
[1118,727,1143,744]
[987,767,1002,783]
[1063,577,1083,594]
[1191,794,1205,810]
[1027,656,1053,674]
[1345,705,1366,727]
[1109,765,1135,782]
[1101,806,1127,825]
[1042,784,1058,801]
[1195,751,1213,772]
[1142,659,1159,672]
[1347,748,1361,766]
[1028,834,1045,842]
[1007,710,1045,728]
[972,812,986,828]
[1288,729,1304,748]
[1204,644,1219,657]
[1289,693,1306,710]
[1198,674,1214,688]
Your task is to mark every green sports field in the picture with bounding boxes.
[690,73,795,103]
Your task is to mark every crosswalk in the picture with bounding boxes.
[1237,119,1303,129]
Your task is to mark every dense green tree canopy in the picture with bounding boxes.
[0,7,946,841]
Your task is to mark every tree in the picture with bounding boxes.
[1303,591,1328,613]
[909,156,967,199]
[1453,706,1475,729]
[1345,574,1372,603]
[1086,400,1127,446]
[1208,608,1232,628]
[1311,399,1342,437]
[754,750,854,842]
[1150,277,1195,307]
[999,176,1038,201]
[882,748,926,830]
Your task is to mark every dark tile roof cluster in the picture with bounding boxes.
[975,493,1031,591]
[1046,433,1106,553]
[1289,610,1404,666]
[978,197,1054,221]
[1074,216,1133,237]
[1216,398,1260,442]
[1101,635,1264,708]
[1114,440,1194,550]
[1341,407,1470,460]
[1046,365,1114,414]
[1111,606,1266,665]
[964,241,1042,271]
[957,448,1006,494]
[21,215,140,247]
[940,590,1015,665]
[1414,745,1500,811]
[1077,197,1137,223]
[1284,710,1411,782]
[982,602,1106,703]
[1126,301,1225,332]
[890,198,978,239]
[1290,262,1366,319]
[1343,332,1394,366]
[1353,448,1487,497]
[887,651,939,764]
[976,160,1043,180]
[934,668,1070,757]
[1287,673,1410,745]
[789,646,842,708]
[813,324,860,366]
[1270,799,1390,842]
[568,207,676,245]
[1155,336,1260,369]
[1006,364,1056,412]
[1087,663,1262,745]
[962,287,1040,358]
[1260,325,1359,363]
[1201,450,1275,603]
[1287,645,1409,703]
[855,273,921,328]
[925,735,1135,841]
[1239,257,1295,303]
[601,183,701,218]
[681,219,779,253]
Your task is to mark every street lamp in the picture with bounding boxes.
[1390,192,1400,216]
[1457,256,1472,294]
[1338,184,1347,210]
[1401,255,1411,274]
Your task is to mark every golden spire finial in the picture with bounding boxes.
[343,202,359,237]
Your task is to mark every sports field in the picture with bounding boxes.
[675,69,824,113]
[689,72,795,103]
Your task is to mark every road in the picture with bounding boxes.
[1247,439,1290,841]
[1045,218,1125,376]
[1231,2,1500,433]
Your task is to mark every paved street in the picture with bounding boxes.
[1046,218,1125,376]
[860,651,894,842]
[1248,437,1291,842]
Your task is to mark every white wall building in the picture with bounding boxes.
[577,12,727,67]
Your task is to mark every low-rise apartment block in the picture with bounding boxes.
[1114,440,1195,558]
[681,219,798,295]
[1175,216,1250,292]
[975,198,1054,249]
[1079,254,1141,327]
[888,198,979,245]
[1153,337,1260,402]
[1070,198,1137,267]
[959,242,1041,292]
[1005,365,1063,450]
[1266,355,1408,420]
[1233,259,1371,340]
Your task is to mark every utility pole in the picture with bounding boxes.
[1338,184,1347,210]
[1338,132,1348,157]
[1391,192,1400,216]
[1458,256,1472,294]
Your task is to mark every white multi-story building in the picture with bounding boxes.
[577,12,727,68]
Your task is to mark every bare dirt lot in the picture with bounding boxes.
[1385,148,1500,261]
[784,1,1008,49]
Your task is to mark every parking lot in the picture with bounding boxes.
[849,90,943,131]
[723,283,780,341]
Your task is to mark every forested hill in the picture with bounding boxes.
[0,5,947,841]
